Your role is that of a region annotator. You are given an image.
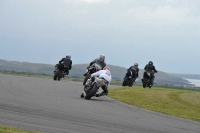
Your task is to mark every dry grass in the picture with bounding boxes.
[0,125,39,133]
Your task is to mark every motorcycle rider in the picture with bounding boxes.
[55,54,72,76]
[84,66,111,97]
[143,61,157,84]
[127,63,139,81]
[83,54,106,76]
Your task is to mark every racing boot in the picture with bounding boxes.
[150,76,155,85]
[96,87,108,97]
[96,92,108,97]
[65,71,69,75]
[80,93,84,98]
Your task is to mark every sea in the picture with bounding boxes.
[185,79,200,87]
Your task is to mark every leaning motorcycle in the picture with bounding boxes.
[122,70,135,87]
[53,63,65,81]
[81,77,108,100]
[142,71,156,88]
[83,63,102,85]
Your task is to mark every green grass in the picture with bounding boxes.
[108,86,200,122]
[0,125,39,133]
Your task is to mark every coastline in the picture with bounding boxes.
[185,79,200,87]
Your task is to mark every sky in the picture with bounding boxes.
[0,0,200,74]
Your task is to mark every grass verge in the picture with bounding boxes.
[108,86,200,122]
[0,125,39,133]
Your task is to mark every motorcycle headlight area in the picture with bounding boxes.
[147,72,151,77]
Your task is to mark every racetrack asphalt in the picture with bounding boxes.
[0,74,200,133]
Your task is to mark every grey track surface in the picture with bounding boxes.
[0,74,200,133]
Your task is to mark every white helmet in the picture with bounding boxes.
[66,54,71,59]
[99,54,105,61]
[134,63,138,66]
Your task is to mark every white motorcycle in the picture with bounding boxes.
[81,77,108,100]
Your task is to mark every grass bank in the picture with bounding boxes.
[0,125,38,133]
[109,86,200,122]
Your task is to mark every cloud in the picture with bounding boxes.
[65,0,110,4]
[120,5,200,26]
[81,0,109,3]
[166,0,175,2]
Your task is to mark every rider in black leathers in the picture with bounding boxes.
[83,54,106,76]
[56,54,72,76]
[127,63,139,81]
[144,61,157,84]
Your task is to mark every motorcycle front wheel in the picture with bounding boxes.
[54,70,62,81]
[85,84,98,100]
[142,78,147,88]
[122,77,128,86]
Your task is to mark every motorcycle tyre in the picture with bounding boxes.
[54,70,62,81]
[142,78,147,88]
[122,77,128,86]
[85,84,98,100]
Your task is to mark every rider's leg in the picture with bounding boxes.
[54,64,58,73]
[96,85,108,97]
[150,73,155,84]
[65,68,69,75]
[132,70,137,81]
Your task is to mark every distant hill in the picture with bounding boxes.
[0,59,193,86]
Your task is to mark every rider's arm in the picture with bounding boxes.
[153,66,158,73]
[103,63,106,69]
[136,68,139,77]
[69,60,72,70]
[59,58,64,63]
[90,59,97,66]
[144,65,147,71]
[128,66,132,71]
[91,70,103,77]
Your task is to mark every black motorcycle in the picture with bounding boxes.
[53,63,67,81]
[142,71,156,88]
[122,70,135,87]
[83,63,102,85]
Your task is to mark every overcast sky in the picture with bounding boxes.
[0,0,200,74]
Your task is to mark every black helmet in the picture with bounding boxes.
[149,61,153,65]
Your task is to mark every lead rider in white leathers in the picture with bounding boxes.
[91,66,111,97]
[82,66,111,98]
[91,66,112,97]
